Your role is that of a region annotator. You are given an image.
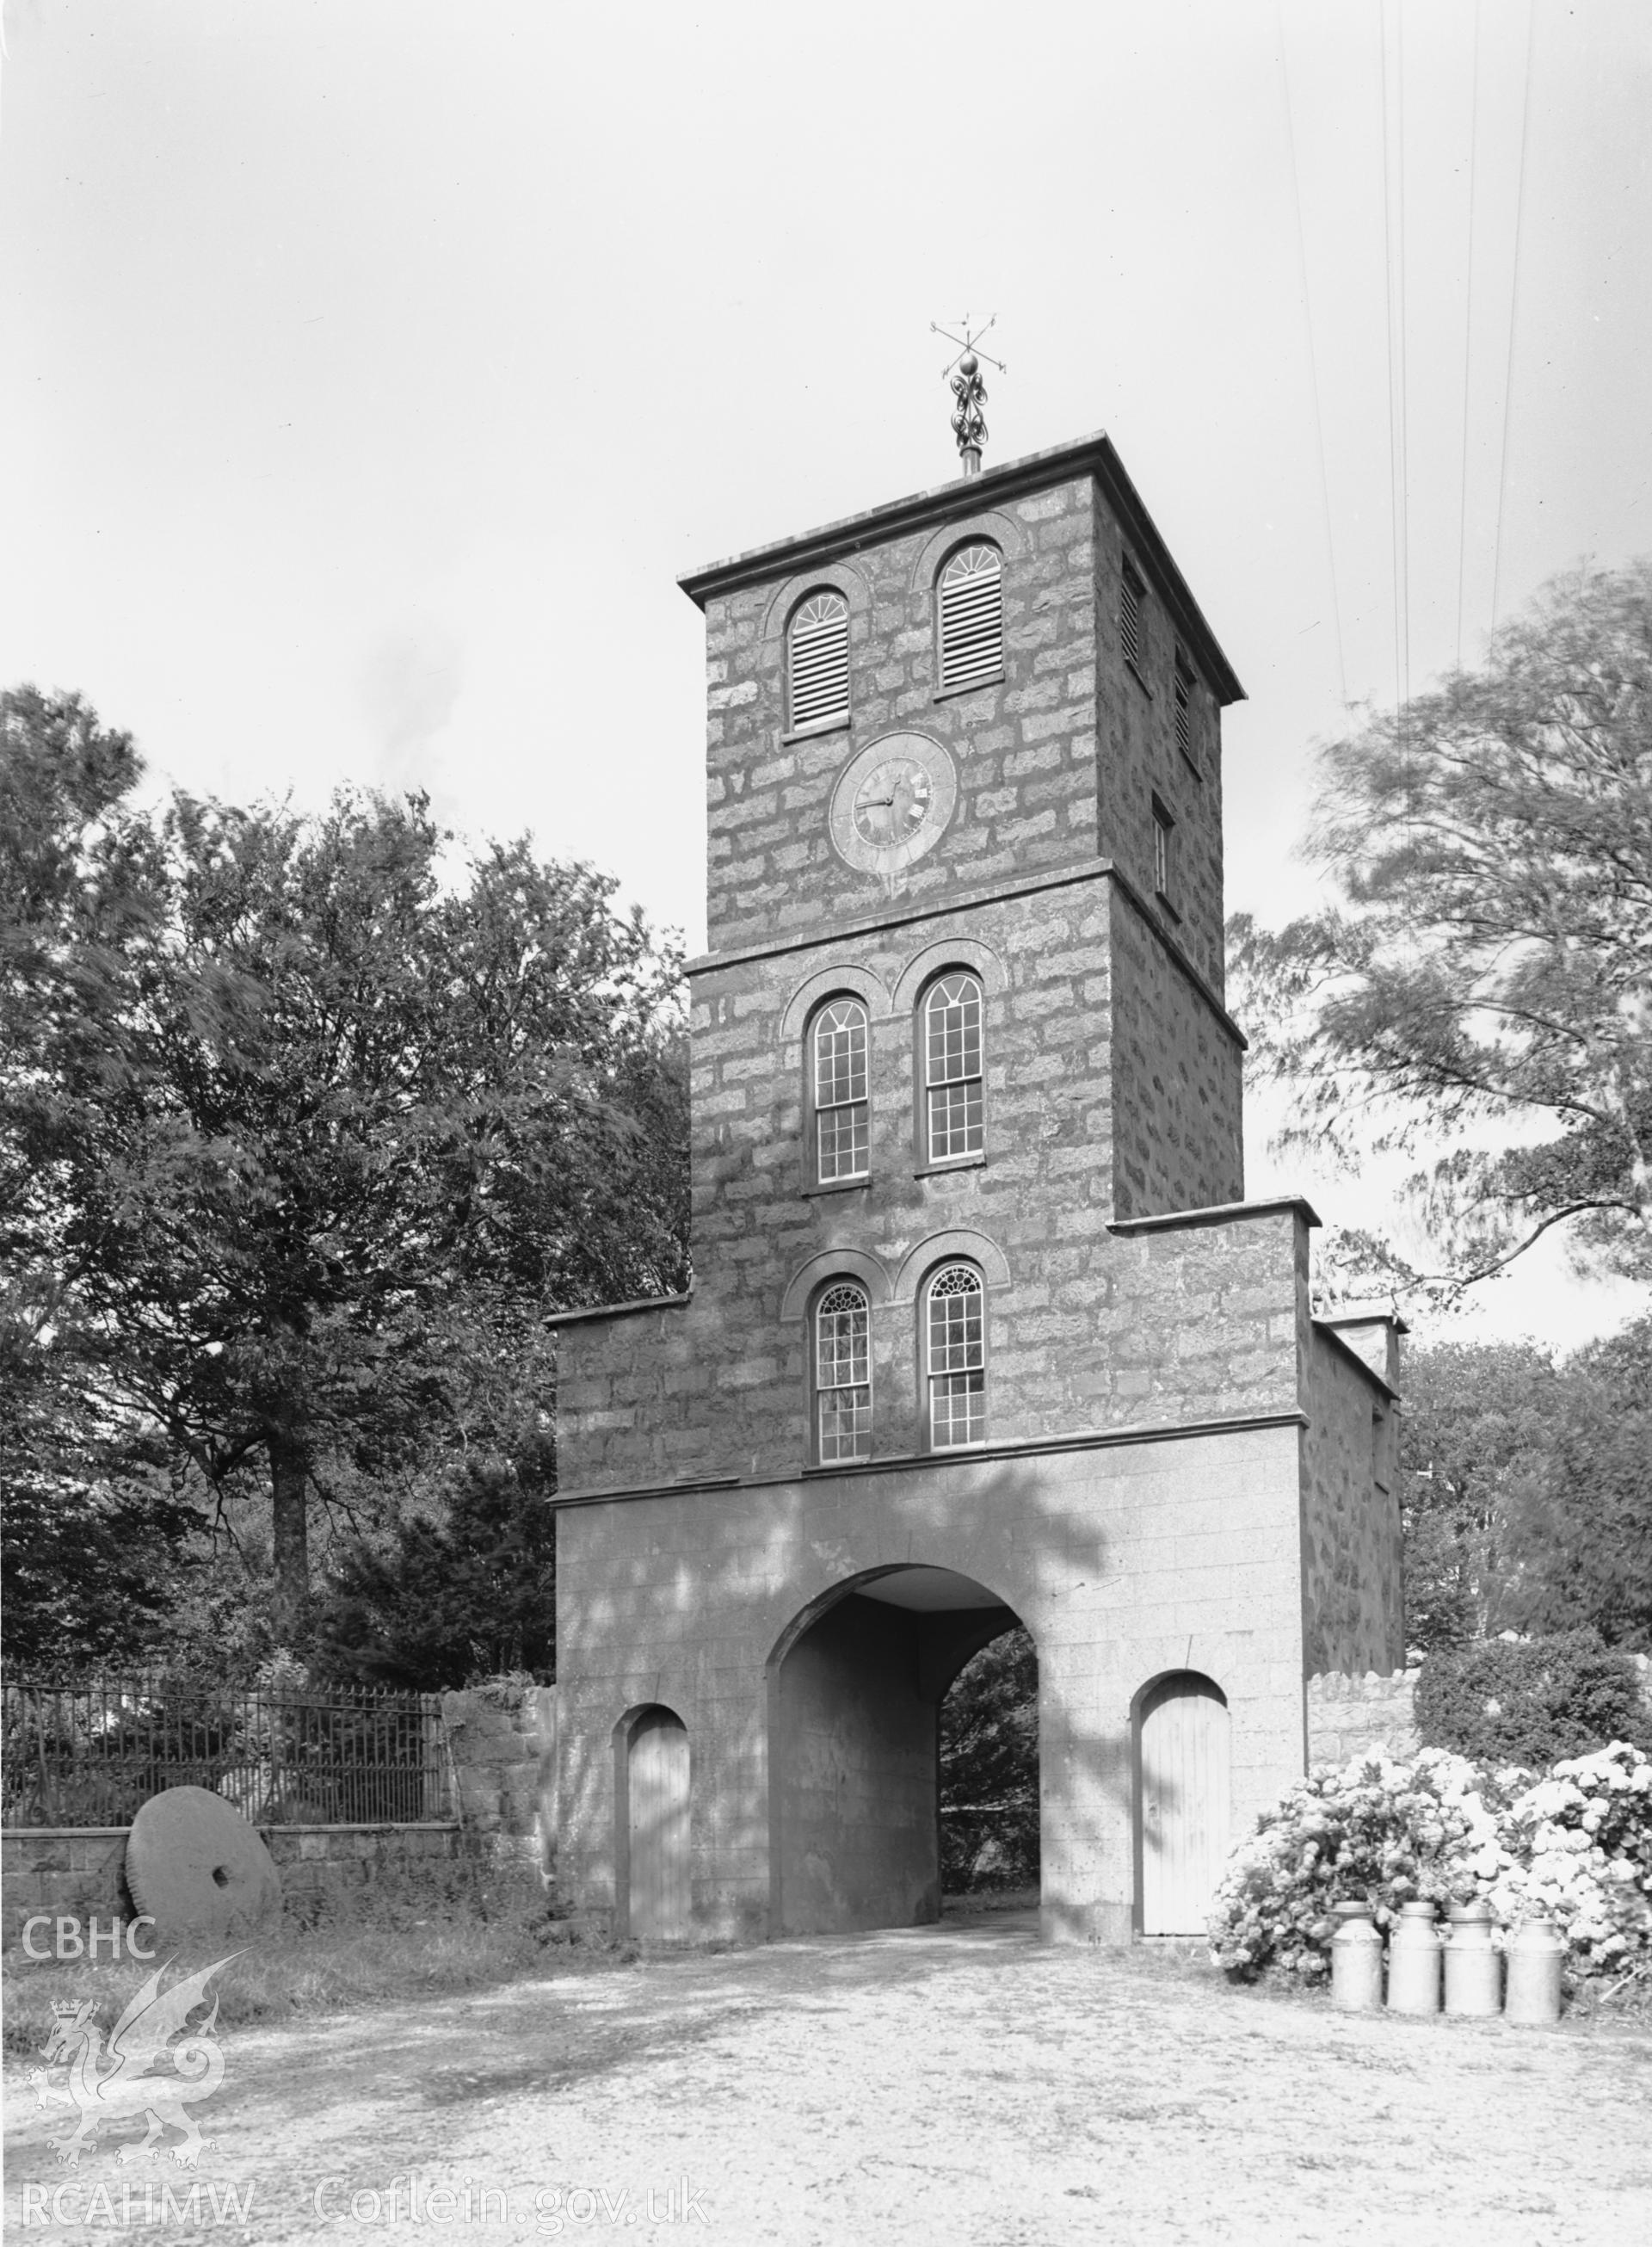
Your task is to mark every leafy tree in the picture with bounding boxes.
[1230,560,1652,1301]
[0,1315,204,1670]
[1397,1339,1561,1651]
[939,1626,1039,1891]
[312,1449,557,1690]
[1505,1315,1652,1650]
[1,688,689,1645]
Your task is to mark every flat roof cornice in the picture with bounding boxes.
[677,429,1246,705]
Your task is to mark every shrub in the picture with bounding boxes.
[1205,1748,1509,1979]
[1209,1742,1652,1983]
[1487,1742,1652,1972]
[1415,1630,1644,1768]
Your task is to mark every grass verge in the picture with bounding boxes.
[3,1859,632,2062]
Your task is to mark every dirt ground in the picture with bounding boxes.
[7,1908,1652,2247]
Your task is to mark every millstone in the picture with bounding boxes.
[125,1786,282,1947]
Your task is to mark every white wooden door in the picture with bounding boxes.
[1139,1675,1230,1935]
[627,1709,689,1941]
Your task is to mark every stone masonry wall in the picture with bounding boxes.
[1089,489,1227,996]
[1106,881,1242,1218]
[3,1688,556,1945]
[1306,1670,1421,1767]
[1,1821,462,1946]
[702,476,1101,953]
[558,1420,1310,1944]
[699,472,1229,997]
[441,1682,557,1874]
[558,1199,1312,1499]
[1298,1330,1405,1676]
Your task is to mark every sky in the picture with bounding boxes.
[3,0,1649,1350]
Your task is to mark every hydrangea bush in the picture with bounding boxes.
[1488,1743,1652,1972]
[1208,1741,1652,1981]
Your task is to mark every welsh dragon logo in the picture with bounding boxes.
[29,1955,237,2170]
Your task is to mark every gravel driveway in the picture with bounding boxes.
[8,1909,1651,2246]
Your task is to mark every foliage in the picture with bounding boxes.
[1,686,689,1645]
[1415,1630,1645,1768]
[939,1626,1039,1891]
[1489,1741,1652,1972]
[313,1451,556,1690]
[1503,1318,1652,1650]
[1208,1748,1507,1978]
[1397,1339,1560,1649]
[1396,1326,1652,1655]
[1228,559,1652,1301]
[1208,1743,1652,1982]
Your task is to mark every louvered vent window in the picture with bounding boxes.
[1120,561,1145,670]
[1174,651,1196,767]
[938,545,1003,692]
[788,591,849,731]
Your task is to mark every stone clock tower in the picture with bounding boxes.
[547,429,1404,1947]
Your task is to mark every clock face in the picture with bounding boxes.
[829,733,957,875]
[854,758,932,847]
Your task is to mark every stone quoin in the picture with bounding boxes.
[549,429,1404,1945]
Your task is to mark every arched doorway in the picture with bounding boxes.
[1134,1671,1230,1935]
[767,1565,1031,1937]
[616,1706,690,1941]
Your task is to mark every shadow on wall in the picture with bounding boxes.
[564,1446,1253,1945]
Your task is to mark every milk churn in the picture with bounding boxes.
[1330,1898,1384,2011]
[1443,1900,1502,2017]
[1385,1899,1443,2015]
[1504,1917,1565,2026]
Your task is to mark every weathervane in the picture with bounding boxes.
[932,316,1005,478]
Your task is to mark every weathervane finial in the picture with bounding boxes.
[931,316,1005,478]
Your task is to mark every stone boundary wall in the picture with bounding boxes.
[1306,1669,1420,1768]
[1,1822,462,1946]
[1309,1653,1652,1775]
[3,1681,559,1946]
[441,1682,557,1875]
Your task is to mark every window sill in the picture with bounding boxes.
[914,1153,988,1179]
[799,1176,872,1199]
[1154,887,1183,925]
[783,715,850,745]
[933,673,1004,704]
[1125,656,1153,698]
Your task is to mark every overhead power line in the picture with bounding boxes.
[1378,0,1410,723]
[1454,0,1482,671]
[1278,8,1349,706]
[1491,0,1538,633]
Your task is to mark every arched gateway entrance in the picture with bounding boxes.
[767,1565,1031,1936]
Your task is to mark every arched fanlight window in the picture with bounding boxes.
[816,1281,872,1463]
[923,972,983,1163]
[813,997,869,1183]
[937,545,1003,692]
[926,1264,985,1448]
[789,590,849,730]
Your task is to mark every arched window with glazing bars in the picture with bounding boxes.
[813,997,869,1182]
[923,972,983,1163]
[815,1281,872,1463]
[926,1263,985,1448]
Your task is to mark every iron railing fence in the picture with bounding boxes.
[2,1676,448,1828]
